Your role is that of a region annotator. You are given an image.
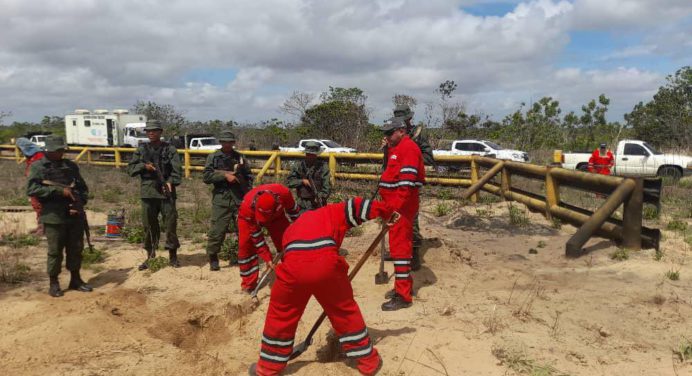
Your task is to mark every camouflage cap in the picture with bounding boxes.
[45,136,68,152]
[143,119,163,131]
[393,104,414,120]
[218,130,237,142]
[303,141,322,155]
[382,117,406,133]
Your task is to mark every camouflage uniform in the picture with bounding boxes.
[286,141,331,212]
[203,131,253,270]
[394,105,435,271]
[26,136,92,297]
[127,120,182,269]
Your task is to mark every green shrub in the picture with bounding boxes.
[666,270,680,281]
[434,203,452,217]
[550,217,562,230]
[508,203,529,227]
[610,248,630,261]
[675,338,692,363]
[122,226,144,244]
[0,251,31,284]
[479,194,502,204]
[643,206,660,220]
[0,234,40,247]
[145,256,169,273]
[82,247,105,268]
[219,237,239,264]
[666,219,688,232]
[654,248,664,261]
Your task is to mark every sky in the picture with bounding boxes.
[0,0,690,125]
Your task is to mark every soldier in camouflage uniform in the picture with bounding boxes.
[127,120,183,270]
[26,136,93,297]
[203,130,253,271]
[393,104,435,271]
[286,141,331,212]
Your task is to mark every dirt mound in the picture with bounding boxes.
[148,301,232,349]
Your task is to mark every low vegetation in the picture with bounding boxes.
[610,248,630,261]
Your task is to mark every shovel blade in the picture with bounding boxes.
[375,271,389,285]
[289,339,311,360]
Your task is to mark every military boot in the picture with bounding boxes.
[49,276,63,297]
[168,249,180,268]
[381,293,412,311]
[209,254,220,271]
[138,250,155,271]
[68,270,93,292]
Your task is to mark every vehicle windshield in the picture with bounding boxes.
[484,141,502,150]
[321,140,343,148]
[35,136,46,141]
[132,128,147,137]
[643,142,663,155]
[200,138,219,146]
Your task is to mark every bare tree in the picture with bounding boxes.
[0,110,11,126]
[392,94,418,109]
[280,91,315,120]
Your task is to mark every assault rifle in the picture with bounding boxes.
[214,159,250,196]
[306,175,325,208]
[148,162,172,199]
[41,180,94,252]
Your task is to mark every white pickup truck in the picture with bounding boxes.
[29,134,49,148]
[280,139,356,154]
[433,139,529,162]
[561,139,692,179]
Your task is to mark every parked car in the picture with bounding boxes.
[433,139,529,162]
[561,139,692,179]
[280,139,356,154]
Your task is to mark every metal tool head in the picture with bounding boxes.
[375,270,389,285]
[289,338,312,360]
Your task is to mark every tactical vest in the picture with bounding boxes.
[297,161,324,199]
[40,159,85,207]
[211,151,250,198]
[141,142,172,180]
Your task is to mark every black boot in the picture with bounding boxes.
[139,250,155,271]
[168,249,180,268]
[209,254,220,271]
[68,270,93,292]
[49,276,63,297]
[381,293,412,311]
[411,248,422,271]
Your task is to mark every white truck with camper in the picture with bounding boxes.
[280,139,356,154]
[64,109,148,147]
[561,139,692,180]
[433,139,530,162]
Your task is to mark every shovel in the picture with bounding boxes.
[289,216,395,361]
[374,224,388,285]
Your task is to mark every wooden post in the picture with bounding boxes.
[87,150,92,164]
[501,166,511,201]
[622,178,643,251]
[114,149,121,169]
[274,155,281,181]
[470,158,479,203]
[184,150,191,179]
[545,167,560,217]
[255,153,278,182]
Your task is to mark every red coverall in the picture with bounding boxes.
[255,197,392,376]
[379,135,425,303]
[237,184,300,290]
[587,149,615,175]
[25,153,45,233]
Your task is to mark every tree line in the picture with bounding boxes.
[1,66,689,153]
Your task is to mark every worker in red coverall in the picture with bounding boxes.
[378,117,425,311]
[16,137,46,234]
[588,143,615,175]
[237,184,300,293]
[248,197,399,376]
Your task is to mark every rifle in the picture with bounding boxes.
[306,175,325,208]
[41,179,94,252]
[214,160,251,197]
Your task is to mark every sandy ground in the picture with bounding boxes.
[1,201,691,376]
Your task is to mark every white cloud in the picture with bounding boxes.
[0,0,686,124]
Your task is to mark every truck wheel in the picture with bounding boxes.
[657,166,682,181]
[577,163,589,172]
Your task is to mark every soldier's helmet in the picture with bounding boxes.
[303,141,322,155]
[143,119,163,131]
[393,104,414,120]
[45,136,68,152]
[218,131,237,142]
